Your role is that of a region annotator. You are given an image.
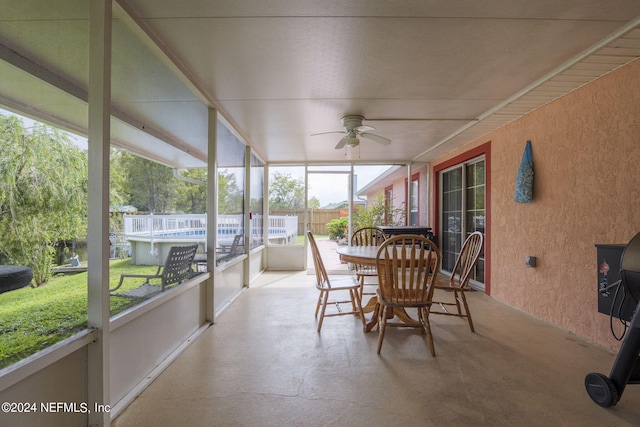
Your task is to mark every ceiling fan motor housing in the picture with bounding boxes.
[341,115,365,130]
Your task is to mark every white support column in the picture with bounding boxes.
[206,107,217,322]
[244,145,251,286]
[87,0,111,426]
[263,164,269,265]
[406,162,412,225]
[425,163,431,228]
[348,164,354,242]
[304,165,309,245]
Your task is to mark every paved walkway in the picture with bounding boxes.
[307,235,351,274]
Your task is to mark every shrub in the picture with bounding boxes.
[353,192,406,230]
[326,216,348,240]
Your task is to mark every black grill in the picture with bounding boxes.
[621,232,640,304]
[586,232,640,408]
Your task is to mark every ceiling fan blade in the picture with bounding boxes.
[360,132,391,145]
[311,131,345,136]
[354,125,375,133]
[335,136,349,149]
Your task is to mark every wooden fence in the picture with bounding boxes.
[270,209,346,235]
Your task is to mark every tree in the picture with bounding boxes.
[175,168,207,213]
[308,196,320,209]
[109,148,130,209]
[218,169,243,214]
[119,152,177,213]
[0,114,88,285]
[269,171,305,209]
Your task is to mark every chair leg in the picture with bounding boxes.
[377,305,388,354]
[453,290,463,315]
[349,289,357,312]
[352,288,366,326]
[317,291,329,332]
[420,307,436,357]
[357,274,365,303]
[460,292,475,333]
[349,289,357,316]
[315,290,323,317]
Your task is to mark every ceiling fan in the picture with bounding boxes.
[312,115,392,149]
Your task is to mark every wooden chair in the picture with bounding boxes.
[431,231,484,332]
[307,231,365,332]
[110,244,198,297]
[350,227,387,301]
[375,235,441,356]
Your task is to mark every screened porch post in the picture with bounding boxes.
[87,0,112,425]
[206,107,217,322]
[244,145,251,286]
[406,162,412,225]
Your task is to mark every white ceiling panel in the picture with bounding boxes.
[2,1,640,165]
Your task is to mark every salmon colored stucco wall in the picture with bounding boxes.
[431,59,640,350]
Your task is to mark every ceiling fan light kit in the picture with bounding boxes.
[345,135,360,147]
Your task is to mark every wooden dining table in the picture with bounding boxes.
[336,245,424,332]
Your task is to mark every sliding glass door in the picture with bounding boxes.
[440,157,485,289]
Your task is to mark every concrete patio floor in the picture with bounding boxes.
[113,271,640,426]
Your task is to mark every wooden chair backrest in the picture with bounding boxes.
[351,227,387,247]
[161,244,198,287]
[351,227,386,275]
[307,231,330,289]
[449,231,484,289]
[376,235,441,306]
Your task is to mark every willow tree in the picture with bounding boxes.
[0,114,87,285]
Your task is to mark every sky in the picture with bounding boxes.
[0,108,88,150]
[273,165,392,207]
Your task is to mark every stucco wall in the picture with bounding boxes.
[361,164,429,226]
[432,59,640,349]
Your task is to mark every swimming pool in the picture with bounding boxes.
[124,214,297,265]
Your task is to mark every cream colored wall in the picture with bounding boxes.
[418,165,430,226]
[431,59,640,349]
[0,349,88,427]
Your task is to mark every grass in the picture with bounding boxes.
[0,240,323,369]
[0,259,163,369]
[294,234,329,244]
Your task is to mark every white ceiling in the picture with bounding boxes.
[1,1,640,167]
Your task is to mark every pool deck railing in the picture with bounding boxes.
[123,213,298,245]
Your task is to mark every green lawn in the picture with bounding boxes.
[0,259,162,369]
[295,234,329,244]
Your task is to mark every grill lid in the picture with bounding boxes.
[621,232,640,303]
[622,232,640,272]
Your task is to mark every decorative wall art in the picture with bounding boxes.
[514,140,534,203]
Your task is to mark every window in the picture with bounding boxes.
[384,185,393,224]
[217,120,246,262]
[409,174,419,226]
[250,154,264,249]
